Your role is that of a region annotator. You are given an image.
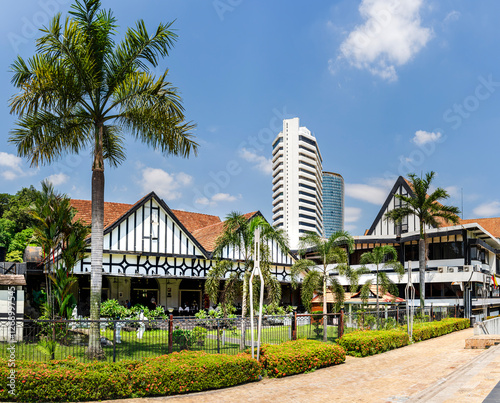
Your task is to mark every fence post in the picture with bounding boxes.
[339,309,344,339]
[292,311,297,340]
[112,320,117,363]
[455,305,457,318]
[168,314,173,354]
[217,319,220,354]
[430,304,434,322]
[397,306,399,324]
[51,322,56,360]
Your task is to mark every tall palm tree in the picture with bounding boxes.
[385,172,460,311]
[206,212,289,349]
[9,0,197,359]
[291,230,354,342]
[360,245,404,329]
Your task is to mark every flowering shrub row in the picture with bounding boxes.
[258,339,346,378]
[412,318,470,342]
[338,330,410,357]
[0,351,262,402]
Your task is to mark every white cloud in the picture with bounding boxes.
[45,173,69,186]
[195,193,241,207]
[473,201,500,218]
[412,130,442,145]
[0,152,36,180]
[345,207,362,223]
[345,183,388,205]
[443,10,460,25]
[337,0,432,81]
[239,148,272,175]
[139,167,193,201]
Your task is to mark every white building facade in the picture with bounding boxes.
[272,117,323,250]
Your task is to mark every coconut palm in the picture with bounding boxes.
[385,172,460,311]
[290,230,354,342]
[206,212,289,349]
[359,245,404,329]
[9,0,197,359]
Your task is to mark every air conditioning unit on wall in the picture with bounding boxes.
[448,267,457,273]
[463,265,472,272]
[438,266,446,273]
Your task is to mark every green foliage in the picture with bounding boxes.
[261,304,292,315]
[291,231,354,314]
[411,318,470,342]
[0,352,261,401]
[101,299,128,319]
[0,218,16,249]
[7,228,34,253]
[172,327,193,350]
[36,336,58,358]
[191,326,208,346]
[1,186,40,233]
[49,265,77,319]
[5,250,23,263]
[338,329,410,357]
[206,212,289,318]
[258,339,346,378]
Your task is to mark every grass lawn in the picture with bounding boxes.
[0,328,240,362]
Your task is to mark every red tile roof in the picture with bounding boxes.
[171,209,221,233]
[455,217,500,238]
[70,196,258,253]
[70,199,132,229]
[191,211,257,252]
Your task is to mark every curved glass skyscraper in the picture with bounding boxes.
[322,172,344,237]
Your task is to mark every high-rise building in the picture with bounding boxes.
[322,171,344,237]
[272,117,323,250]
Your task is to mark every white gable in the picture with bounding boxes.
[104,197,205,257]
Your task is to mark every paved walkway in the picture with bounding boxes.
[102,328,500,403]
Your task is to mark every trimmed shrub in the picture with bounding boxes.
[338,329,409,357]
[0,352,261,402]
[412,318,470,342]
[258,339,346,378]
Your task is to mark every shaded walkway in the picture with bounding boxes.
[102,328,500,402]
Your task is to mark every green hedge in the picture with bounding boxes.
[412,318,470,342]
[258,340,346,378]
[0,351,262,402]
[338,330,409,357]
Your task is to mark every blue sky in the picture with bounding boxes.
[1,0,500,235]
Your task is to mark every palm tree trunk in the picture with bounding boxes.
[419,238,426,314]
[323,275,327,343]
[87,127,105,360]
[240,274,248,350]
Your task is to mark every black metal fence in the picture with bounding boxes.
[0,307,460,363]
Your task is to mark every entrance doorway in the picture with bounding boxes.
[179,279,203,313]
[130,278,159,310]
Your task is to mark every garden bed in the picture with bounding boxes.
[0,351,261,402]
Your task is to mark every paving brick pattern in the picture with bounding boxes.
[100,328,500,403]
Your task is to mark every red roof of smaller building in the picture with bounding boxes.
[70,196,259,254]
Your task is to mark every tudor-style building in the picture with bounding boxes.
[334,176,500,319]
[68,192,296,315]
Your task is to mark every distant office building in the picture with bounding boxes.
[322,172,344,237]
[272,117,323,250]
